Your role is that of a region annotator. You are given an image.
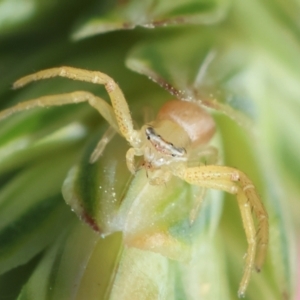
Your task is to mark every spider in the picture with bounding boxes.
[0,66,268,297]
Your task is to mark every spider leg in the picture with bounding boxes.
[186,146,218,224]
[174,165,268,297]
[0,91,119,132]
[0,91,122,165]
[89,126,116,163]
[13,66,141,148]
[126,147,138,174]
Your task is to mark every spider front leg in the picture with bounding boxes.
[174,165,268,297]
[13,66,142,148]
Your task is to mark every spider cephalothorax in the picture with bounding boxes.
[145,126,187,159]
[135,100,216,184]
[0,67,268,297]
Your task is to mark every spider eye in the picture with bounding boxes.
[145,127,153,140]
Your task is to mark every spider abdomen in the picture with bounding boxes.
[157,100,215,147]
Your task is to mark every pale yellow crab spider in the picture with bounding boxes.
[0,67,268,297]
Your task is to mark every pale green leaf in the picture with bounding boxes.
[62,130,130,235]
[72,0,231,40]
[19,189,229,300]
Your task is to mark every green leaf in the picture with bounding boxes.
[17,220,109,300]
[126,29,255,131]
[0,151,76,275]
[72,0,231,40]
[0,106,91,174]
[19,189,229,300]
[62,130,131,235]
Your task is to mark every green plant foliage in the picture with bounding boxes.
[0,0,299,299]
[72,0,231,40]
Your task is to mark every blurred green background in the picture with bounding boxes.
[0,0,299,299]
